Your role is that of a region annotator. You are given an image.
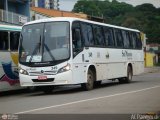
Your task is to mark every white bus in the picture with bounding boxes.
[18,17,144,93]
[0,24,22,92]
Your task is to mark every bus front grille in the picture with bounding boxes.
[29,71,56,76]
[32,78,54,82]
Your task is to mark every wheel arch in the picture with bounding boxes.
[86,64,97,81]
[127,63,133,75]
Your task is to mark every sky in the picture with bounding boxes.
[59,0,160,11]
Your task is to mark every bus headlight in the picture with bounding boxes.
[58,63,70,73]
[19,68,29,75]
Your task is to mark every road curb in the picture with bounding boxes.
[144,67,160,73]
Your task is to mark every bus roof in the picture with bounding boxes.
[0,24,22,31]
[24,17,140,32]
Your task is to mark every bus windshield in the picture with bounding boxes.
[19,22,70,66]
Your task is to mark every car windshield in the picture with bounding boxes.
[19,22,70,66]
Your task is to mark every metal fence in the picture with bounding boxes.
[0,9,29,25]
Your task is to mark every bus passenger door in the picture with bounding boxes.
[72,24,86,83]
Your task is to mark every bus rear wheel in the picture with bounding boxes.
[81,69,94,91]
[119,66,132,83]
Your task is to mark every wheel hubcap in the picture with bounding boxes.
[87,73,93,88]
[128,71,132,80]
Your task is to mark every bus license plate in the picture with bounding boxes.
[38,76,47,80]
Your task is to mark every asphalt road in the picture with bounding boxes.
[0,71,160,115]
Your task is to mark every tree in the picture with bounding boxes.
[122,17,141,29]
[72,0,102,16]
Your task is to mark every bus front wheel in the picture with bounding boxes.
[81,69,94,91]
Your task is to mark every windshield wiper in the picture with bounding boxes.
[29,36,41,63]
[44,43,55,61]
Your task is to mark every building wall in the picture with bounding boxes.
[146,44,160,52]
[0,0,30,25]
[31,0,59,10]
[1,0,30,19]
[31,7,88,21]
[145,52,156,67]
[17,1,30,17]
[8,2,16,13]
[35,13,49,20]
[31,11,50,21]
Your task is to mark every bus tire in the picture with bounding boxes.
[125,65,132,83]
[42,86,54,94]
[119,65,132,83]
[81,69,94,91]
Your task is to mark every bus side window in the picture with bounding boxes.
[81,23,94,46]
[10,32,20,51]
[0,31,8,50]
[73,28,82,49]
[126,31,132,48]
[72,21,83,56]
[104,27,115,47]
[135,32,142,49]
[93,25,105,46]
[130,32,137,49]
[114,29,123,48]
[122,30,130,49]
